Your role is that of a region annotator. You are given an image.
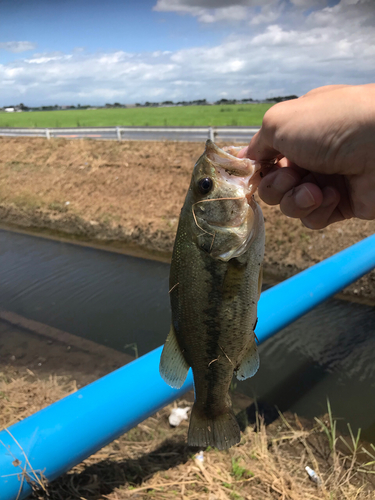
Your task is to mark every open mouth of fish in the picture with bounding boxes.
[192,141,268,259]
[205,140,264,205]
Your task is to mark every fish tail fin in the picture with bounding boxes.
[188,404,240,450]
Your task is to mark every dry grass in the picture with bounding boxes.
[0,137,374,301]
[1,368,374,500]
[0,137,195,229]
[0,368,77,429]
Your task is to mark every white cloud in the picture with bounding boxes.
[154,0,267,10]
[26,55,73,64]
[1,1,375,106]
[197,6,250,23]
[153,0,328,24]
[153,0,273,23]
[290,0,326,7]
[0,41,37,53]
[250,4,284,25]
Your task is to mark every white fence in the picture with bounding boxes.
[0,126,260,142]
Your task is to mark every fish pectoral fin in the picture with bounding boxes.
[159,324,190,389]
[235,336,259,381]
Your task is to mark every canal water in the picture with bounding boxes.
[0,229,374,440]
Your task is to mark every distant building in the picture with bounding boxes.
[4,107,15,112]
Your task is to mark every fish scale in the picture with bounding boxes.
[160,140,265,450]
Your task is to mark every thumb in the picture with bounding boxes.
[245,129,280,161]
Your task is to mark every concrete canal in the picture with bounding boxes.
[0,229,374,440]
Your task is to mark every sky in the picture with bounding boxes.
[0,0,374,107]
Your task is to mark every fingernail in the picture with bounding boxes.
[272,172,297,193]
[294,185,316,209]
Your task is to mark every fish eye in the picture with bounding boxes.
[198,177,213,194]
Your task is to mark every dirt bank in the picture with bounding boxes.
[1,365,374,499]
[0,312,132,387]
[0,137,374,301]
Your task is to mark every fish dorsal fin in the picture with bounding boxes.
[159,324,190,389]
[235,338,259,381]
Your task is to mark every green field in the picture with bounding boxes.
[0,103,273,128]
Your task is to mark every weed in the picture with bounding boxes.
[7,161,27,172]
[13,193,43,209]
[0,391,9,401]
[315,399,337,453]
[300,232,311,242]
[340,423,361,455]
[361,443,375,471]
[230,492,244,500]
[231,457,253,479]
[123,342,139,358]
[48,201,68,212]
[99,213,112,224]
[230,380,237,393]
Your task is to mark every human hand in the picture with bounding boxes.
[239,85,375,229]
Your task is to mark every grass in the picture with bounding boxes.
[0,103,273,128]
[1,369,374,499]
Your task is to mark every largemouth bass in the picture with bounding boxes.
[160,140,265,450]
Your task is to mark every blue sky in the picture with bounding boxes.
[0,0,374,106]
[0,0,226,62]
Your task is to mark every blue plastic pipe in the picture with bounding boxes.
[257,233,375,343]
[1,234,375,500]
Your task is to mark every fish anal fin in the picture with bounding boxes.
[188,404,240,450]
[235,337,259,381]
[159,324,190,389]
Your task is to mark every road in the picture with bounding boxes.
[0,125,260,142]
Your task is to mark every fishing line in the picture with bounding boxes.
[168,282,179,294]
[191,196,246,253]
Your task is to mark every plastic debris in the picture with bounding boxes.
[305,466,322,486]
[195,451,204,463]
[168,406,190,427]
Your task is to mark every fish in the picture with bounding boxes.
[159,140,265,450]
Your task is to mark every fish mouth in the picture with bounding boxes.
[205,140,259,176]
[204,140,262,200]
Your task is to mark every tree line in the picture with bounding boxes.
[1,95,298,112]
